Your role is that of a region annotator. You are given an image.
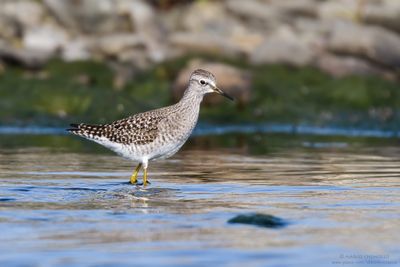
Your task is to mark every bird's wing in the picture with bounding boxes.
[104,111,166,145]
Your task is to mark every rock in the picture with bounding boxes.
[169,32,243,57]
[0,43,52,68]
[118,0,166,63]
[327,21,400,69]
[120,0,154,31]
[230,33,265,56]
[177,1,263,56]
[268,0,318,18]
[0,0,45,28]
[44,0,131,34]
[250,26,315,66]
[364,0,400,33]
[226,0,280,28]
[43,0,76,30]
[0,0,398,83]
[227,0,319,30]
[181,1,236,34]
[173,60,252,107]
[315,53,393,78]
[95,34,144,56]
[318,0,400,34]
[293,18,333,51]
[228,213,288,228]
[44,0,164,63]
[23,24,68,54]
[61,38,91,62]
[0,16,21,42]
[317,0,360,22]
[0,0,45,42]
[294,17,332,35]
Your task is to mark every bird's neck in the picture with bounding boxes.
[178,87,204,108]
[171,87,203,130]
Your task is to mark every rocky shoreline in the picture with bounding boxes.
[0,0,399,81]
[1,0,399,129]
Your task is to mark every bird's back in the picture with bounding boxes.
[68,105,171,144]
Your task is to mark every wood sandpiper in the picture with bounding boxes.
[68,69,233,186]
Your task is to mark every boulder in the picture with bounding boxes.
[228,213,287,228]
[95,34,144,56]
[250,26,315,66]
[118,0,166,63]
[327,21,400,69]
[23,24,68,54]
[315,53,393,78]
[177,1,263,56]
[169,32,243,57]
[268,0,318,18]
[43,0,131,34]
[317,0,360,22]
[120,0,155,31]
[61,38,91,62]
[364,0,400,33]
[173,60,252,107]
[0,0,45,42]
[226,0,280,28]
[0,43,52,68]
[294,17,332,35]
[0,16,21,42]
[0,0,45,28]
[181,1,236,34]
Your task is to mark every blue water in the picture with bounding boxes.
[0,133,400,267]
[1,123,399,138]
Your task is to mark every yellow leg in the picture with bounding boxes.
[130,163,142,184]
[143,167,148,187]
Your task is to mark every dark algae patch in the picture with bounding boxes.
[228,213,288,229]
[0,57,399,130]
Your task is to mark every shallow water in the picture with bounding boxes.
[0,134,400,267]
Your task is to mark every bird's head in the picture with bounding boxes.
[189,69,234,101]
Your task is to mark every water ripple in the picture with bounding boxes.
[0,135,400,266]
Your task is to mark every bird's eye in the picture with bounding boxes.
[200,80,206,85]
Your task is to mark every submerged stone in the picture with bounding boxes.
[0,197,15,202]
[228,213,287,228]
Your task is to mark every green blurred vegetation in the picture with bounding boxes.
[0,60,171,126]
[0,133,398,156]
[0,56,399,129]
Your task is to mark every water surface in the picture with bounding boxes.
[0,134,399,266]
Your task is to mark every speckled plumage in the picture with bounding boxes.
[68,69,232,185]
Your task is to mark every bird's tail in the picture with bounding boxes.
[67,123,106,140]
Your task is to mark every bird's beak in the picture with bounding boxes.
[213,86,234,101]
